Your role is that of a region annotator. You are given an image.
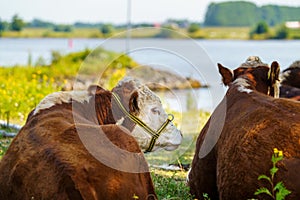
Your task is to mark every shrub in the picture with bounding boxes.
[188,23,201,33]
[10,14,25,32]
[274,24,289,39]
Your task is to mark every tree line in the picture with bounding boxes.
[204,1,300,27]
[0,15,201,37]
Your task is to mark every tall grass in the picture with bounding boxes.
[0,48,136,125]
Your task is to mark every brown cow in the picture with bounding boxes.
[281,60,300,88]
[26,77,182,152]
[0,77,183,199]
[188,62,300,200]
[0,124,157,200]
[280,60,300,100]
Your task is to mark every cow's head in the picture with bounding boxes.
[111,77,182,152]
[281,60,300,88]
[218,60,280,97]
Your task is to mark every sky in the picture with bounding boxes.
[1,0,300,24]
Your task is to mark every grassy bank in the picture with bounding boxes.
[2,26,300,39]
[0,48,137,125]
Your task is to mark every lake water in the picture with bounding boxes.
[1,38,300,112]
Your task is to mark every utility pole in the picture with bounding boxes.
[126,0,131,53]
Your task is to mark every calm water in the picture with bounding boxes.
[1,38,300,111]
[1,38,299,68]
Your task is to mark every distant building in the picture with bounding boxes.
[285,21,300,29]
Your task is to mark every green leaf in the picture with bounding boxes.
[272,154,283,164]
[270,167,278,177]
[254,187,273,197]
[203,193,211,200]
[258,174,271,184]
[274,182,291,200]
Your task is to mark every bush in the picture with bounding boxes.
[250,21,270,39]
[10,15,25,32]
[274,24,289,39]
[0,19,8,34]
[100,24,114,36]
[188,23,200,33]
[53,25,73,32]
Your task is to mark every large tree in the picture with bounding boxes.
[204,1,300,27]
[0,19,8,33]
[10,14,25,31]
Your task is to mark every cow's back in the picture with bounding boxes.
[189,92,300,200]
[216,94,300,199]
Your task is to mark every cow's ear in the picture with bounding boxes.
[269,61,281,98]
[129,91,139,114]
[88,85,105,95]
[111,78,139,113]
[218,63,233,86]
[269,61,280,84]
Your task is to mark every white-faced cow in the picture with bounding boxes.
[0,77,182,199]
[188,62,300,200]
[27,77,182,152]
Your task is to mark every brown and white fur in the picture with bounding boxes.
[188,62,300,200]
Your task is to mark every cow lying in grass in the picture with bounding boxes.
[0,77,182,199]
[188,62,300,200]
[0,124,157,199]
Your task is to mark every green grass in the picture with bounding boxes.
[0,133,13,160]
[151,169,194,199]
[4,26,300,39]
[0,48,137,125]
[146,110,210,199]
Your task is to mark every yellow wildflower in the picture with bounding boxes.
[132,194,139,199]
[273,148,279,154]
[278,150,283,157]
[43,75,48,81]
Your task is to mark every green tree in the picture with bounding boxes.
[204,1,258,26]
[53,25,73,32]
[188,23,200,33]
[0,19,8,32]
[10,14,25,31]
[100,24,114,36]
[253,21,269,34]
[250,21,270,39]
[274,24,289,39]
[204,2,300,27]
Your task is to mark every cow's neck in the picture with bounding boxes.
[230,77,255,95]
[111,96,136,132]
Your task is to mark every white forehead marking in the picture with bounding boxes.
[33,91,91,115]
[233,78,252,94]
[240,56,268,68]
[116,76,142,88]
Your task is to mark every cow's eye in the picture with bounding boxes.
[151,107,160,115]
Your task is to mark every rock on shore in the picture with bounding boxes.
[64,66,203,91]
[127,66,203,90]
